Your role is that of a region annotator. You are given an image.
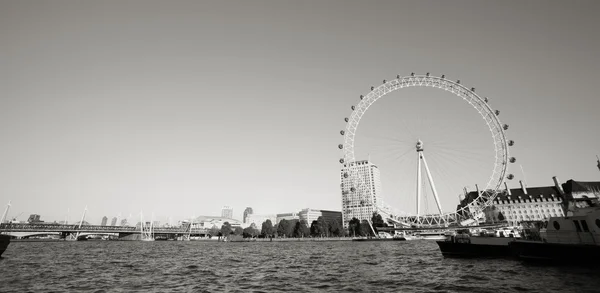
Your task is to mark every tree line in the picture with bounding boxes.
[206,212,389,238]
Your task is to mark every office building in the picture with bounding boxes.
[276,212,299,224]
[340,160,383,227]
[221,206,233,219]
[298,208,342,227]
[101,216,108,226]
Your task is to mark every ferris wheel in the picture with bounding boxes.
[339,73,516,227]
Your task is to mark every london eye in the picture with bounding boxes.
[339,73,515,227]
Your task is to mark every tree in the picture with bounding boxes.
[261,219,274,238]
[371,212,387,234]
[300,220,310,237]
[360,220,374,237]
[220,222,233,236]
[243,223,260,238]
[277,219,291,237]
[310,220,319,237]
[348,217,361,237]
[316,216,329,237]
[234,226,244,236]
[328,218,343,237]
[293,221,303,238]
[209,225,220,238]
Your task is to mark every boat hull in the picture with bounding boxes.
[509,241,600,263]
[0,234,10,257]
[436,240,512,258]
[352,238,406,242]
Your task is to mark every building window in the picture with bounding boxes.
[574,220,582,232]
[581,220,590,232]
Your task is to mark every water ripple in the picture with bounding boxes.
[1,240,600,292]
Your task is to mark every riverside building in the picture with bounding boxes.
[340,160,383,227]
[244,214,276,228]
[298,208,342,227]
[276,212,299,224]
[459,177,600,226]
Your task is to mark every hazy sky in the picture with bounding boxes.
[1,0,599,224]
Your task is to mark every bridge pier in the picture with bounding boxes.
[118,233,141,241]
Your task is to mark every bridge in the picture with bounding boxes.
[0,223,209,240]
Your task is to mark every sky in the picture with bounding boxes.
[1,0,599,225]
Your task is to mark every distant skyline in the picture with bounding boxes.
[1,1,599,224]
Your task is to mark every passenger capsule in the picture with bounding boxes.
[441,74,445,79]
[456,80,461,84]
[510,157,516,163]
[426,72,430,77]
[382,79,386,83]
[351,106,355,110]
[340,130,345,135]
[344,117,349,122]
[396,75,400,79]
[495,110,500,116]
[360,95,364,100]
[503,124,509,130]
[338,144,344,149]
[471,87,475,92]
[508,140,515,146]
[507,174,514,180]
[484,97,489,103]
[411,72,415,76]
[339,158,345,164]
[371,86,374,90]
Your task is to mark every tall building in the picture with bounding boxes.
[110,217,117,226]
[101,216,108,226]
[120,219,128,226]
[340,160,383,227]
[243,207,253,224]
[221,206,233,219]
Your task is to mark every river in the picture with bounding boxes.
[1,240,599,292]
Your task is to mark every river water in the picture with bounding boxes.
[1,239,599,292]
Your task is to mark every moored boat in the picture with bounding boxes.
[436,228,520,258]
[352,231,407,241]
[508,179,600,264]
[0,234,10,257]
[509,209,600,263]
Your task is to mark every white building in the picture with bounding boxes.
[276,212,299,224]
[340,160,383,227]
[299,208,322,226]
[221,206,233,219]
[245,214,276,229]
[461,177,600,226]
[191,216,242,230]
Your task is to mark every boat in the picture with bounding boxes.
[0,234,10,257]
[352,232,406,241]
[436,228,520,258]
[508,180,600,264]
[509,209,600,263]
[416,231,447,240]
